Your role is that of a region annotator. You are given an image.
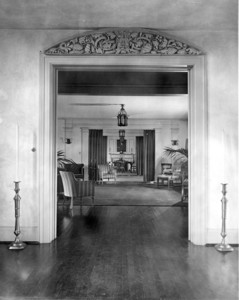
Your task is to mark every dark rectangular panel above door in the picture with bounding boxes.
[58,71,188,95]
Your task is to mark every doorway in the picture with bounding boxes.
[39,50,207,245]
[56,69,187,183]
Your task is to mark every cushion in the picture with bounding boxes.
[163,168,172,175]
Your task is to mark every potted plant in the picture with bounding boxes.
[163,147,188,163]
[57,150,84,179]
[57,150,77,169]
[163,146,188,175]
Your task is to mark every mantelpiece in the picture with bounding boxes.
[110,153,135,162]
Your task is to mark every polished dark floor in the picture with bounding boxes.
[0,204,238,300]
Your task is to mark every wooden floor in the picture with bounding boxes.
[0,205,238,300]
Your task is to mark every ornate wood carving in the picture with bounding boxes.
[45,28,201,55]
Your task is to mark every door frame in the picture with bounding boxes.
[39,54,207,245]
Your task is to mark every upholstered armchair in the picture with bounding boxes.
[98,164,117,184]
[64,163,84,180]
[181,162,188,201]
[60,171,94,209]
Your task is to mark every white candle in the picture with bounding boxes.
[222,130,226,183]
[16,124,19,181]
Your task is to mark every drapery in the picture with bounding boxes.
[89,130,107,180]
[136,136,144,175]
[143,130,155,182]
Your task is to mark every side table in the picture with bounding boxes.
[157,175,173,189]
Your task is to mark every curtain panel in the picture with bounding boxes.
[89,130,107,180]
[136,136,144,176]
[143,130,155,182]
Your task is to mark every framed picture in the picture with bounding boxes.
[117,139,126,153]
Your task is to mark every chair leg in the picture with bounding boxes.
[63,195,68,206]
[181,186,185,202]
[70,197,73,209]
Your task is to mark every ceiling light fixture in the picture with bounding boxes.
[119,130,125,138]
[117,104,128,127]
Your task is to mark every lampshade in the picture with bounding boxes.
[117,104,128,126]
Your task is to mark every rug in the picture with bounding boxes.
[116,175,143,182]
[59,183,186,207]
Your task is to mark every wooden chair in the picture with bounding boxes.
[98,164,117,184]
[157,163,182,189]
[157,163,173,188]
[60,171,94,209]
[161,163,173,174]
[181,178,188,202]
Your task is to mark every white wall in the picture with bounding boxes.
[57,119,82,163]
[0,27,237,243]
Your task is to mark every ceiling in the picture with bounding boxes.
[0,0,237,30]
[57,95,188,120]
[57,68,189,121]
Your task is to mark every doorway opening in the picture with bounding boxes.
[55,67,189,236]
[56,69,188,177]
[39,53,207,245]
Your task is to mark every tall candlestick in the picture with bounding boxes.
[215,184,233,252]
[8,181,26,250]
[16,124,19,181]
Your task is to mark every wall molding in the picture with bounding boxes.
[44,28,202,56]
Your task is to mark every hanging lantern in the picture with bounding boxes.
[117,104,128,126]
[119,130,125,138]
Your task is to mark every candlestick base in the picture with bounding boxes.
[8,237,26,250]
[215,242,234,252]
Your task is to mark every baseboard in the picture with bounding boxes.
[206,228,238,244]
[0,241,40,245]
[206,243,238,247]
[0,226,39,242]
